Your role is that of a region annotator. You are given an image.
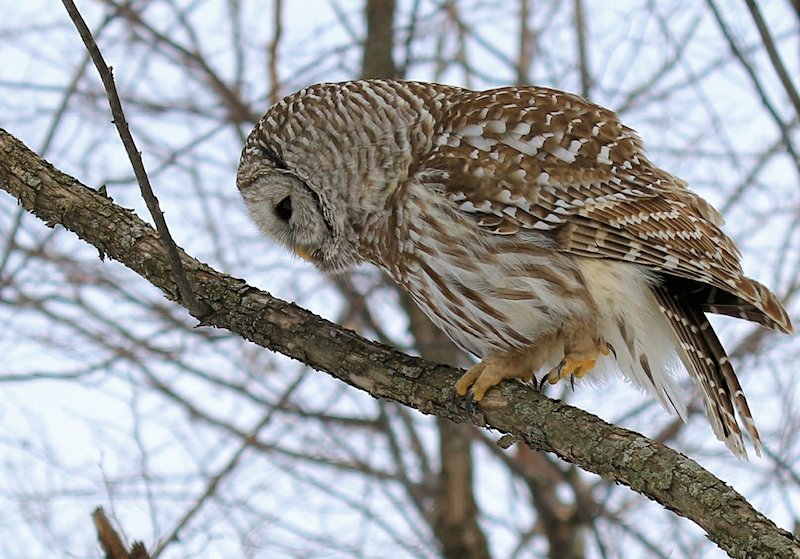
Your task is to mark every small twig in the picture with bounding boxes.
[573,0,591,97]
[705,0,800,174]
[268,0,283,104]
[93,507,152,559]
[743,0,800,122]
[61,0,209,318]
[150,371,308,558]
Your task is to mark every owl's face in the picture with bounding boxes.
[237,153,360,273]
[238,81,438,273]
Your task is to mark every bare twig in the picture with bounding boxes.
[93,507,151,559]
[61,0,210,318]
[268,0,283,104]
[705,0,800,173]
[743,0,800,121]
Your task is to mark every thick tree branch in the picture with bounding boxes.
[1,127,798,559]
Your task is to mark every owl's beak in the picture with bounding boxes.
[294,245,315,262]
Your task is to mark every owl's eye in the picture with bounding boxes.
[275,196,292,221]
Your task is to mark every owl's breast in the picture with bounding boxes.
[366,187,596,358]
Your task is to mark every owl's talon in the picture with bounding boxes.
[455,362,484,399]
[537,374,548,392]
[454,353,536,411]
[464,388,478,419]
[546,341,610,386]
[546,357,597,384]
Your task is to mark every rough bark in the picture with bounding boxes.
[2,128,799,558]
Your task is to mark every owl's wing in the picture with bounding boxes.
[420,86,791,332]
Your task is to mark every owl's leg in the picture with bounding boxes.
[545,330,611,386]
[454,356,532,402]
[454,342,554,402]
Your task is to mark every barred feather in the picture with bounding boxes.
[654,283,760,457]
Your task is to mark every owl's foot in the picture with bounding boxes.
[454,353,535,403]
[544,341,611,386]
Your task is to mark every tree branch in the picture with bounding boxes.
[61,0,209,318]
[705,0,800,173]
[743,0,800,122]
[93,507,151,559]
[1,127,798,558]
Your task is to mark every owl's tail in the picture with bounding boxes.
[653,284,759,459]
[700,276,794,334]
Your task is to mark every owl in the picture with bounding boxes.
[237,79,793,458]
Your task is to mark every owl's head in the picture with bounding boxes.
[237,80,438,273]
[236,145,356,273]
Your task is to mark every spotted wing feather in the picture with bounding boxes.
[420,85,792,334]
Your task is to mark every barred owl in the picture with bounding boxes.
[237,80,793,458]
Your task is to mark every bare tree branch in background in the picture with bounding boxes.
[363,0,397,79]
[268,0,283,105]
[573,0,591,98]
[744,0,800,121]
[706,0,800,172]
[516,0,534,85]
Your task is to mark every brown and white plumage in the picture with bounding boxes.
[237,79,793,457]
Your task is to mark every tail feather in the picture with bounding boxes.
[695,279,793,334]
[654,284,761,458]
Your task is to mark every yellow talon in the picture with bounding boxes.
[572,358,596,378]
[455,362,485,397]
[454,352,539,402]
[546,341,610,385]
